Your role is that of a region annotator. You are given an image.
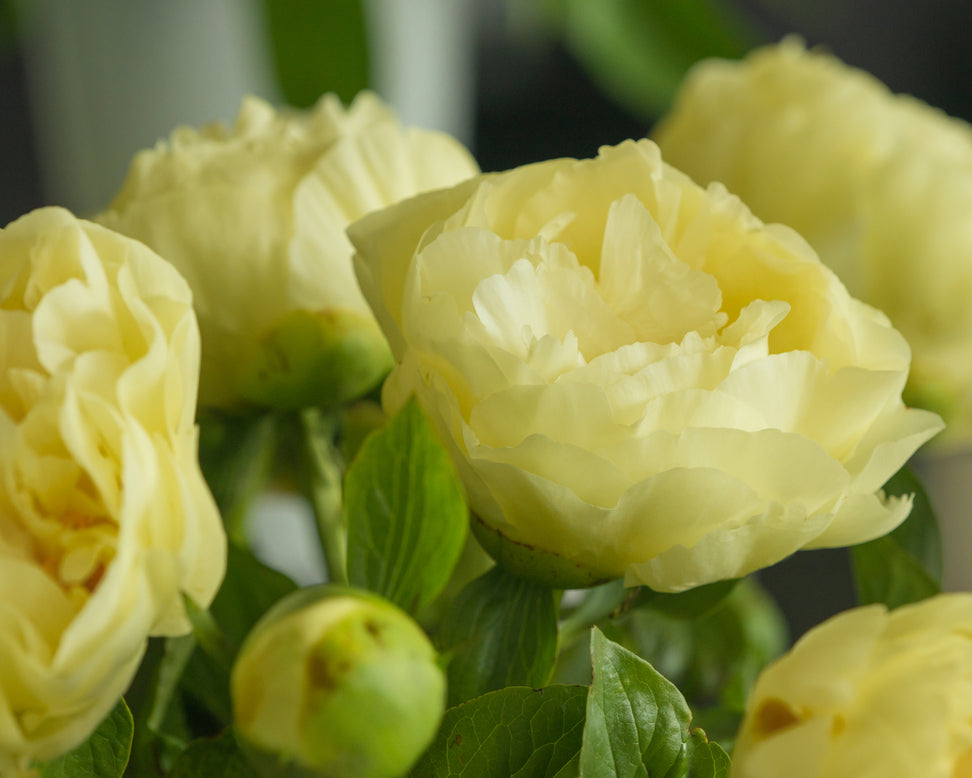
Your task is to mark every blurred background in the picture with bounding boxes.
[2,0,970,636]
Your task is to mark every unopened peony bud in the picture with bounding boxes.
[231,586,444,778]
[236,308,392,411]
[98,92,478,411]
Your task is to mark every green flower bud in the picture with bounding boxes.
[231,586,445,778]
[236,308,393,411]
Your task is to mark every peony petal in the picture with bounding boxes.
[626,502,833,592]
[599,193,725,342]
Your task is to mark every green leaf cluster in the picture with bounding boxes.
[413,628,729,777]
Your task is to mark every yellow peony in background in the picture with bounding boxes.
[0,208,225,771]
[351,138,942,592]
[98,92,479,411]
[655,39,972,445]
[732,594,972,778]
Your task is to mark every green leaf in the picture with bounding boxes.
[672,731,731,778]
[123,635,196,777]
[38,698,133,778]
[580,628,729,777]
[851,536,940,609]
[554,578,786,742]
[581,627,689,776]
[338,400,386,466]
[681,708,741,759]
[851,466,942,608]
[627,578,786,715]
[261,0,369,107]
[167,729,257,778]
[550,0,760,118]
[345,397,468,615]
[883,467,942,579]
[409,685,589,777]
[438,566,559,706]
[197,411,277,545]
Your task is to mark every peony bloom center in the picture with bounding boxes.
[0,261,135,615]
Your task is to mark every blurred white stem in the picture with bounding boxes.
[364,0,476,146]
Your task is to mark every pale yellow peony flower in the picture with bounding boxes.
[98,92,479,411]
[0,208,225,771]
[655,39,972,445]
[351,139,942,592]
[732,594,972,778]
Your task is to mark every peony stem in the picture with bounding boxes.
[299,407,349,585]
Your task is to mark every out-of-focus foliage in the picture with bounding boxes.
[542,0,762,119]
[261,0,369,107]
[0,0,17,55]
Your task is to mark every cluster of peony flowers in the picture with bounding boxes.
[351,137,942,592]
[0,92,479,773]
[0,208,225,773]
[4,40,967,774]
[655,39,972,445]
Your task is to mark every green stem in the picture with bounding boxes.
[557,579,626,649]
[197,410,277,547]
[300,407,348,585]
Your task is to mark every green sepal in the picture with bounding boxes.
[472,514,615,590]
[236,308,392,412]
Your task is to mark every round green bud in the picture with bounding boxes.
[231,586,444,778]
[236,308,393,411]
